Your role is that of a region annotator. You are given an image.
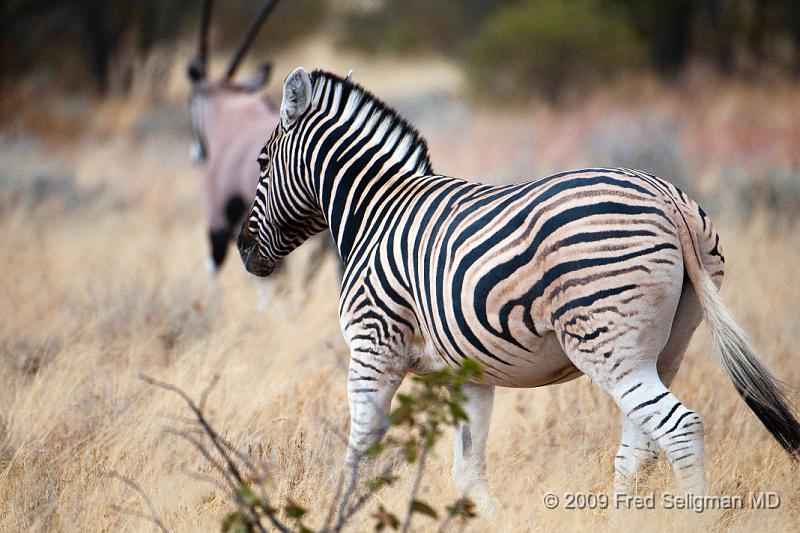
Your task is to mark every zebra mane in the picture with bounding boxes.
[309,70,434,175]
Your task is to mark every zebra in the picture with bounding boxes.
[237,67,800,515]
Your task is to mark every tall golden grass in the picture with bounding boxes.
[1,51,799,531]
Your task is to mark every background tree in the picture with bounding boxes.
[3,0,800,99]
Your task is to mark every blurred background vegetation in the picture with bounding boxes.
[2,0,800,224]
[0,0,324,95]
[3,0,800,100]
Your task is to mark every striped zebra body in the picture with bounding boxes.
[238,68,800,516]
[336,167,718,389]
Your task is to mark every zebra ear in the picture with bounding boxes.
[281,67,312,129]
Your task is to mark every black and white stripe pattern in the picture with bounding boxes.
[237,68,800,515]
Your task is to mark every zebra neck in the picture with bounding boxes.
[304,71,434,263]
[319,159,425,265]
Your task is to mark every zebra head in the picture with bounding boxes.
[238,67,326,277]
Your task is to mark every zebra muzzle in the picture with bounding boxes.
[244,251,275,277]
[237,229,275,277]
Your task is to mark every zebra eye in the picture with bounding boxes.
[258,153,269,172]
[257,155,272,181]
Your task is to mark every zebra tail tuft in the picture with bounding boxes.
[695,273,800,459]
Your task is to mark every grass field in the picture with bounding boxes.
[2,50,800,531]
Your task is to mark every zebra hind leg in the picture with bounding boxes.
[558,272,706,495]
[612,370,707,495]
[451,383,496,518]
[613,414,658,495]
[614,324,697,495]
[564,340,706,494]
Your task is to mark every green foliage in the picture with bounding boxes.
[446,497,478,520]
[7,0,800,96]
[221,510,250,533]
[367,473,398,493]
[338,0,515,56]
[284,500,307,519]
[465,0,643,101]
[381,360,482,463]
[409,499,438,519]
[372,505,400,531]
[195,360,485,532]
[338,0,800,100]
[237,484,259,508]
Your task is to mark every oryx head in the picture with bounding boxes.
[187,0,278,165]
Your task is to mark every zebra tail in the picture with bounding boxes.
[678,213,800,459]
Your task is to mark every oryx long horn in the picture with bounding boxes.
[198,0,213,75]
[225,0,280,80]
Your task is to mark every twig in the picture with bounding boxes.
[139,374,248,490]
[334,450,366,530]
[139,373,290,533]
[343,456,398,520]
[401,446,430,533]
[163,429,240,495]
[320,417,353,531]
[332,400,392,530]
[180,468,229,494]
[109,471,168,533]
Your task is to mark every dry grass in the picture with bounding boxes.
[1,50,800,531]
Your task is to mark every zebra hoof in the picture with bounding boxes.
[472,491,497,520]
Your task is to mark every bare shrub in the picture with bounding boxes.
[131,361,483,532]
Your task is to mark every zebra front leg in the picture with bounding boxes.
[451,383,496,518]
[343,355,403,479]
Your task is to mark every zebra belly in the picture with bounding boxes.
[414,327,582,388]
[479,331,584,388]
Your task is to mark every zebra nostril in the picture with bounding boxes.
[237,229,255,255]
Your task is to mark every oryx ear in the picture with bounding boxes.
[280,67,312,129]
[239,62,272,92]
